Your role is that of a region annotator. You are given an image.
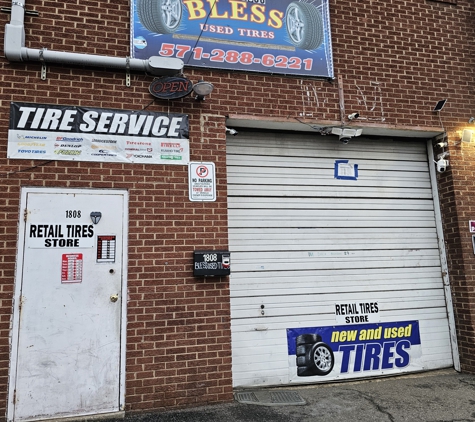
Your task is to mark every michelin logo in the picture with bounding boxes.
[17,134,47,140]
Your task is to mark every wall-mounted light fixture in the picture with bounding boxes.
[462,129,473,143]
[331,127,363,144]
[433,99,447,112]
[192,81,214,101]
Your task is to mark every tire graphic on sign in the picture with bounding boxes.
[137,0,183,34]
[296,333,334,376]
[285,1,324,50]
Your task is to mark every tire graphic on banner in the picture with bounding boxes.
[296,334,334,377]
[285,2,324,50]
[137,0,183,34]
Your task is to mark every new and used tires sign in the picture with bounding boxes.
[131,0,333,77]
[287,321,422,381]
[7,102,190,165]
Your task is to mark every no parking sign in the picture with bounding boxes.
[189,162,216,201]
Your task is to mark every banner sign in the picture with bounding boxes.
[8,102,190,165]
[131,0,333,78]
[287,321,422,381]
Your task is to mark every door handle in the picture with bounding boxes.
[110,294,119,303]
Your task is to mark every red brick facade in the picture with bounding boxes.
[1,0,474,417]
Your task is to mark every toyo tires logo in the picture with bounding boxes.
[287,321,422,378]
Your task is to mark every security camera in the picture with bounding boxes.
[436,141,448,148]
[436,158,449,173]
[339,136,351,144]
[226,127,238,136]
[348,113,360,120]
[437,151,449,160]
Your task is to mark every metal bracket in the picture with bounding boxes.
[125,56,131,87]
[39,48,47,80]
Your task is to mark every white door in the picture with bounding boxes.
[8,188,128,422]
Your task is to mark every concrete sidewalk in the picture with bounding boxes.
[117,369,475,422]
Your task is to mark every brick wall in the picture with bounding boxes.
[1,0,475,416]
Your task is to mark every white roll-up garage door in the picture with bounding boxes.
[227,130,456,388]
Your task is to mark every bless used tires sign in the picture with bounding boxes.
[131,0,333,78]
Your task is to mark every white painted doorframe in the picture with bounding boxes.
[7,187,128,421]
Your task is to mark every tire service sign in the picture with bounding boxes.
[131,0,333,78]
[8,102,190,165]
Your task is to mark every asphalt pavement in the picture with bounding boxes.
[115,369,475,422]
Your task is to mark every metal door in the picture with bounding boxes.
[8,188,128,421]
[227,131,457,387]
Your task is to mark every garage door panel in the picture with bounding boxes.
[230,220,438,229]
[232,371,288,387]
[231,287,445,305]
[231,279,445,297]
[231,283,445,298]
[228,232,438,249]
[229,184,433,199]
[230,266,442,283]
[231,345,288,365]
[228,197,435,211]
[228,176,432,190]
[230,241,438,252]
[228,168,430,188]
[227,159,430,174]
[229,160,432,171]
[232,258,442,272]
[228,131,454,388]
[232,354,288,372]
[227,144,428,162]
[232,248,439,261]
[230,309,451,331]
[421,337,452,351]
[229,229,439,250]
[229,208,435,220]
[232,300,448,320]
[228,155,430,172]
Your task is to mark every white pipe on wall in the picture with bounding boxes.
[4,0,184,76]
